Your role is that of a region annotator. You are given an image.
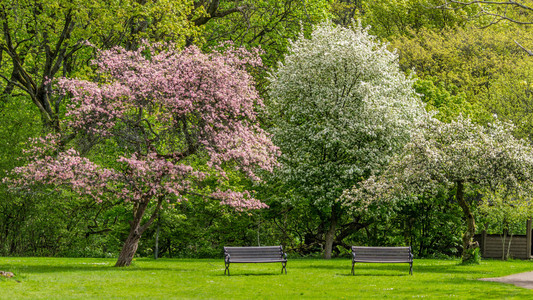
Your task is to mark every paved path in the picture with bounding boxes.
[479,271,533,289]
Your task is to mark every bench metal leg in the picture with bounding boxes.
[281,262,287,274]
[409,263,413,275]
[225,262,230,276]
[351,261,355,275]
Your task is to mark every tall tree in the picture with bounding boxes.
[6,43,279,267]
[268,22,425,259]
[341,116,533,263]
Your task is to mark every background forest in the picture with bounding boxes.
[1,0,533,261]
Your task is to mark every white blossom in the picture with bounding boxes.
[268,22,426,206]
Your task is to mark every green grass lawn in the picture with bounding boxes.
[1,257,533,299]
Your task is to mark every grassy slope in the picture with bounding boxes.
[1,257,533,299]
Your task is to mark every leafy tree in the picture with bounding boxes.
[359,0,470,38]
[342,116,533,263]
[413,77,484,123]
[390,25,533,125]
[392,194,463,258]
[201,0,331,66]
[0,95,41,255]
[0,0,198,130]
[485,63,533,140]
[477,190,533,260]
[268,22,425,259]
[331,0,362,26]
[6,43,279,267]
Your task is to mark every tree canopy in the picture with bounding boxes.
[6,43,279,266]
[341,116,533,262]
[268,22,426,259]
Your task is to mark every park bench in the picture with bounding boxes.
[352,246,413,275]
[224,246,287,275]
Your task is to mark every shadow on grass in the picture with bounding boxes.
[217,273,285,277]
[0,263,191,274]
[347,273,410,277]
[293,261,496,277]
[296,264,347,270]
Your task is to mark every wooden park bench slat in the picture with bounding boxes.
[224,246,287,275]
[352,246,413,275]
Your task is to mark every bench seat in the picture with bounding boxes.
[224,246,287,275]
[352,246,413,275]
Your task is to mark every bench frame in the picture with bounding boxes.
[224,246,287,276]
[352,246,413,275]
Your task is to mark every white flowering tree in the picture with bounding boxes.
[341,116,533,263]
[268,22,425,259]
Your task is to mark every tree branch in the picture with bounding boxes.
[139,197,164,234]
[515,40,533,56]
[193,3,248,26]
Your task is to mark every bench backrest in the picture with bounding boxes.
[224,246,285,260]
[352,246,412,262]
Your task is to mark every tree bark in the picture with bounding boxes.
[455,181,479,262]
[324,204,339,259]
[115,224,143,267]
[115,198,162,267]
[154,213,160,260]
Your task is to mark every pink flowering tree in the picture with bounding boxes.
[6,43,279,267]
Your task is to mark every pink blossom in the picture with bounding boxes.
[9,42,278,211]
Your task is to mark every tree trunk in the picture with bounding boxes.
[506,231,514,261]
[502,228,507,260]
[115,199,162,267]
[324,205,338,259]
[154,213,160,260]
[455,181,479,263]
[115,224,143,267]
[35,85,60,131]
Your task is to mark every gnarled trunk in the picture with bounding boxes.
[115,225,142,267]
[456,181,479,263]
[115,198,162,267]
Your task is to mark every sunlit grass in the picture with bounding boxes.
[1,257,533,299]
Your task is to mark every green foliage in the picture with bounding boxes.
[331,0,361,26]
[390,25,533,126]
[478,191,533,236]
[461,247,482,265]
[202,0,332,68]
[414,77,477,123]
[0,0,199,129]
[485,62,533,140]
[360,0,471,38]
[440,0,533,27]
[391,195,463,258]
[139,198,270,259]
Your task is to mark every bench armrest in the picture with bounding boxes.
[225,253,231,263]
